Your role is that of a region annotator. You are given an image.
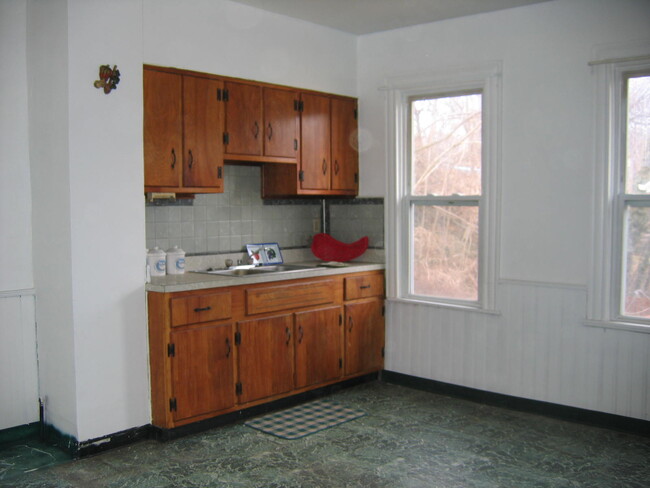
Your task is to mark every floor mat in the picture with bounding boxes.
[245,399,366,440]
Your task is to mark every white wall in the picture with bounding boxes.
[359,0,650,420]
[143,0,357,97]
[1,0,33,292]
[27,0,150,441]
[0,0,39,430]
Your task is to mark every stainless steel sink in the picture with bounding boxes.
[193,264,316,277]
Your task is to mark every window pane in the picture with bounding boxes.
[626,75,650,194]
[622,205,650,318]
[412,204,479,301]
[411,93,482,196]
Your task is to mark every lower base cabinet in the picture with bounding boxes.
[295,305,343,389]
[147,270,384,429]
[236,314,294,404]
[170,323,235,422]
[345,299,385,376]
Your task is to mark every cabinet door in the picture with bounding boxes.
[183,76,225,189]
[300,93,331,190]
[224,82,262,157]
[331,98,359,191]
[144,69,182,188]
[170,324,235,422]
[237,314,294,404]
[345,299,384,376]
[295,306,343,389]
[263,87,299,159]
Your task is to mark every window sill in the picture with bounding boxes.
[584,319,650,334]
[387,296,500,316]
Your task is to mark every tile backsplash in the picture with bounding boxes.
[146,164,384,255]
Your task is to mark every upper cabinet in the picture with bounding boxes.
[143,65,358,197]
[223,82,299,163]
[144,67,224,193]
[262,93,359,197]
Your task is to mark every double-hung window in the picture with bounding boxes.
[589,52,650,331]
[386,64,501,311]
[620,72,650,320]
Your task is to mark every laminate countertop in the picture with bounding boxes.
[145,261,385,293]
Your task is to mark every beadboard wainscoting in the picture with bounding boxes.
[0,293,39,430]
[385,280,650,421]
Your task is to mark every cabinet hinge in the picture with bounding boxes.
[354,108,358,120]
[299,170,305,182]
[167,343,175,357]
[169,398,177,412]
[218,166,223,179]
[223,132,229,145]
[236,382,242,395]
[354,173,359,184]
[223,89,229,102]
[217,88,223,101]
[235,331,241,346]
[298,100,304,112]
[339,358,342,369]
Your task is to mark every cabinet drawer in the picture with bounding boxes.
[170,291,232,327]
[345,274,384,300]
[246,280,334,315]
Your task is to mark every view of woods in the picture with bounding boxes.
[624,75,650,318]
[410,93,482,301]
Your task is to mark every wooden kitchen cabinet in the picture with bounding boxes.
[344,299,384,376]
[236,314,295,404]
[262,92,358,197]
[144,66,224,193]
[224,82,299,163]
[147,271,383,430]
[331,97,359,191]
[169,324,235,422]
[295,305,343,389]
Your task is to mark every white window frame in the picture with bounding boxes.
[588,50,650,333]
[384,62,501,313]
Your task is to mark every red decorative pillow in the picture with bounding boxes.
[311,233,369,262]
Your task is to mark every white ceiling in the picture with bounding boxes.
[228,0,553,35]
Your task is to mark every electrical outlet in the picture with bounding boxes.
[312,219,320,233]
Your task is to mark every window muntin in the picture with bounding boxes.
[407,92,482,304]
[620,73,650,320]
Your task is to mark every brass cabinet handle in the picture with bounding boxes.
[348,316,354,333]
[225,337,231,358]
[360,285,371,290]
[188,149,194,169]
[322,159,327,175]
[253,121,259,139]
[267,123,273,141]
[170,148,176,169]
[298,325,304,344]
[193,306,211,312]
[285,327,292,345]
[334,160,339,175]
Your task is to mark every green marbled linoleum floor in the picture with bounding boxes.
[1,381,649,487]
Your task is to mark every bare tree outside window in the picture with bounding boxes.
[623,75,650,318]
[410,93,482,301]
